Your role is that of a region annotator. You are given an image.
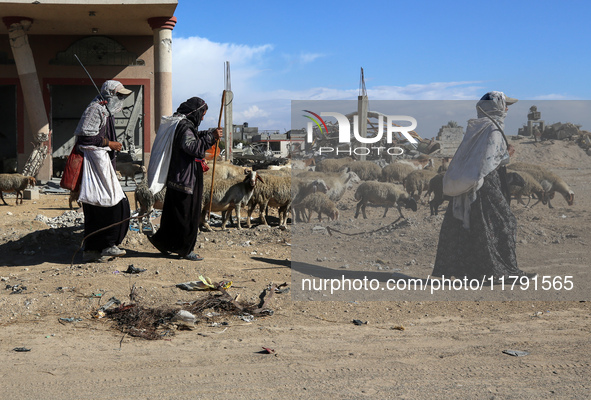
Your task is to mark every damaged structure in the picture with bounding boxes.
[0,0,178,180]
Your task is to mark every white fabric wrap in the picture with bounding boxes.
[147,115,184,195]
[78,146,125,207]
[443,119,508,197]
[442,91,510,230]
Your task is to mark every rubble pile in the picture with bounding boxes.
[34,210,84,229]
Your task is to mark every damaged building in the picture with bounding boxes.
[0,0,178,180]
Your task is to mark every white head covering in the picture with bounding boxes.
[442,91,512,229]
[74,80,131,136]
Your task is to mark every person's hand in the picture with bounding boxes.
[507,144,515,157]
[108,141,123,151]
[213,128,223,141]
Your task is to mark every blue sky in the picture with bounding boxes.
[170,0,590,136]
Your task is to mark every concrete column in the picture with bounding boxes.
[224,91,233,161]
[148,17,176,131]
[357,95,368,161]
[3,16,51,180]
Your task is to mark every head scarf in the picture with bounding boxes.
[74,80,128,136]
[100,80,126,114]
[176,97,208,127]
[443,91,511,229]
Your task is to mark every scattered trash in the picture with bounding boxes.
[6,284,27,294]
[352,319,368,326]
[123,265,146,274]
[56,287,75,293]
[95,296,122,318]
[391,325,405,331]
[59,317,83,323]
[274,282,290,294]
[13,347,31,352]
[101,283,281,340]
[171,310,197,326]
[176,276,232,291]
[259,347,276,355]
[503,349,529,357]
[240,314,255,323]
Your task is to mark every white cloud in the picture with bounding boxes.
[236,105,269,121]
[170,35,512,132]
[299,52,324,64]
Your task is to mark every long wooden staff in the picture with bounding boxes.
[207,90,226,219]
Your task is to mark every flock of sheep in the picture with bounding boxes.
[130,155,574,233]
[0,155,576,235]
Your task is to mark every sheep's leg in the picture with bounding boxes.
[246,202,256,228]
[354,200,363,219]
[235,205,243,230]
[260,201,270,226]
[278,205,288,226]
[220,209,231,230]
[362,202,368,219]
[200,209,213,232]
[397,204,405,220]
[0,192,7,205]
[529,198,541,208]
[382,206,389,218]
[306,208,312,223]
[16,190,23,205]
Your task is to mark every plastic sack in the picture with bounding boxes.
[78,146,125,207]
[147,115,184,195]
[59,145,83,191]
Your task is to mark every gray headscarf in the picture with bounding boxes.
[74,80,127,137]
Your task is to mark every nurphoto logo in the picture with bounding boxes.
[303,110,418,157]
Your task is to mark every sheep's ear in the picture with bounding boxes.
[568,193,574,205]
[257,174,264,183]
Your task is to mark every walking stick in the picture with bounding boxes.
[207,90,226,220]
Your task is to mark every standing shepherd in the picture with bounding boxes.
[148,97,222,261]
[432,91,537,281]
[75,80,132,262]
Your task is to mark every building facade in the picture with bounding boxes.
[0,0,178,181]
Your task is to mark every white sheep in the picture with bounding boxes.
[246,173,292,228]
[403,169,438,201]
[316,157,352,173]
[116,162,146,186]
[293,192,339,222]
[212,161,247,179]
[0,174,36,205]
[509,170,551,208]
[354,181,417,220]
[425,171,528,216]
[380,162,417,183]
[291,177,330,223]
[134,172,166,233]
[343,160,382,181]
[292,168,360,202]
[507,162,574,208]
[201,169,263,230]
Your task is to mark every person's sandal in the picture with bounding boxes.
[182,252,204,261]
[147,235,171,255]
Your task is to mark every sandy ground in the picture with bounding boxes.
[1,138,590,399]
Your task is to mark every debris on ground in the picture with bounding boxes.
[353,319,368,326]
[101,283,281,340]
[59,317,83,323]
[123,265,146,274]
[176,275,232,291]
[259,347,276,355]
[13,347,31,352]
[502,349,530,357]
[6,284,27,294]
